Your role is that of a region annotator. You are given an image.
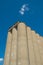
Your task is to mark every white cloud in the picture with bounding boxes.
[19,11,24,15]
[21,8,25,11]
[0,58,3,61]
[19,4,29,15]
[22,4,26,8]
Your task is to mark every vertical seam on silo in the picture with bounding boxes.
[16,27,18,65]
[26,26,30,65]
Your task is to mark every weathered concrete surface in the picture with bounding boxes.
[31,31,41,65]
[10,28,17,65]
[27,27,36,65]
[4,22,43,65]
[17,23,29,65]
[4,32,12,65]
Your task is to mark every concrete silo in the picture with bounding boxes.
[4,22,43,65]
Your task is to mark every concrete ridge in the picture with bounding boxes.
[8,21,43,38]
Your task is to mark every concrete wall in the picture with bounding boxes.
[10,28,17,65]
[17,23,29,65]
[4,22,43,65]
[4,32,12,65]
[27,27,36,65]
[31,31,41,65]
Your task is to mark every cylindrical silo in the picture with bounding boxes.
[4,31,12,65]
[10,28,17,65]
[27,27,36,65]
[31,31,41,65]
[17,23,28,65]
[3,22,43,65]
[36,34,43,65]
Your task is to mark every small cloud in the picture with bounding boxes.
[21,8,25,11]
[19,4,29,15]
[22,4,26,8]
[19,10,24,15]
[0,58,3,62]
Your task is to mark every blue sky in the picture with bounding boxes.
[0,0,43,65]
